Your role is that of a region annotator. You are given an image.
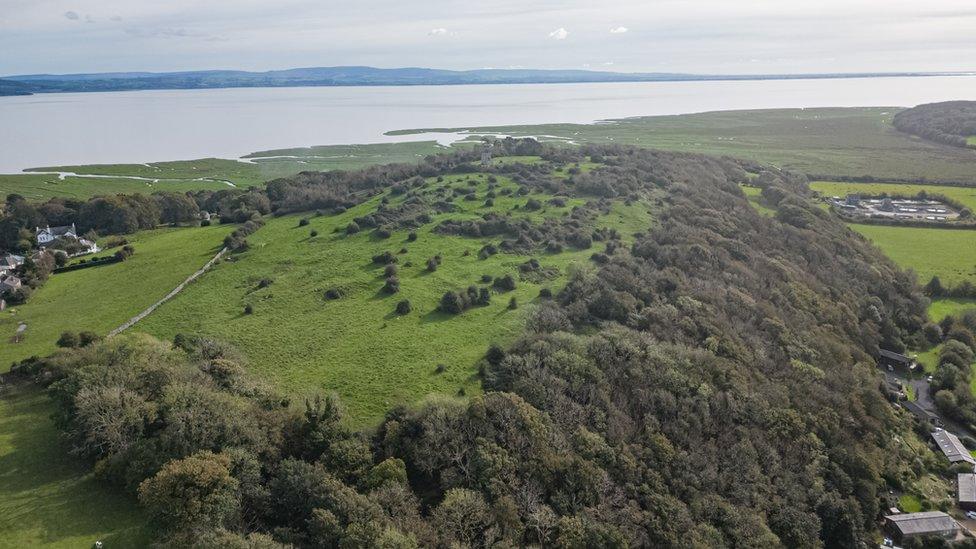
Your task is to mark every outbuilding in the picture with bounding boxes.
[931,429,976,467]
[958,474,976,511]
[884,511,958,542]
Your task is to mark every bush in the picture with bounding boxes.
[427,258,439,272]
[310,230,319,237]
[299,218,310,227]
[244,304,254,315]
[395,300,412,315]
[435,364,447,374]
[375,227,392,239]
[439,291,466,314]
[257,278,273,289]
[78,331,100,347]
[481,274,493,283]
[524,198,542,211]
[372,251,397,265]
[493,274,517,292]
[346,222,361,234]
[382,276,400,294]
[325,288,343,300]
[508,297,518,309]
[539,287,553,298]
[407,232,418,242]
[384,264,398,277]
[200,219,211,227]
[57,331,80,348]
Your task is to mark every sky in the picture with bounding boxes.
[1,0,975,76]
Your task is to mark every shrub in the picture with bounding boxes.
[372,251,397,265]
[382,276,400,294]
[508,297,518,310]
[325,288,343,300]
[427,258,439,272]
[257,278,273,289]
[481,274,493,283]
[539,287,553,298]
[78,331,101,347]
[346,222,361,234]
[524,198,542,211]
[439,291,466,314]
[477,287,491,306]
[435,364,447,374]
[493,274,517,292]
[299,218,310,227]
[57,331,80,348]
[244,304,254,315]
[384,264,398,277]
[375,227,392,239]
[395,300,412,315]
[201,219,211,227]
[407,232,418,242]
[484,199,495,207]
[310,230,318,237]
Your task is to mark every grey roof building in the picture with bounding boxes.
[959,474,976,511]
[879,349,915,369]
[884,511,959,541]
[903,401,942,427]
[932,429,976,467]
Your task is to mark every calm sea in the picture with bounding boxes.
[2,76,976,173]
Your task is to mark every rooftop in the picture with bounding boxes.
[932,429,976,465]
[959,474,976,503]
[885,511,958,536]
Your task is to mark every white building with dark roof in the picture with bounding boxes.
[36,223,78,246]
[932,429,976,467]
[884,511,959,541]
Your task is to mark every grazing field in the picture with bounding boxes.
[0,385,149,547]
[809,181,976,211]
[850,225,976,286]
[0,172,230,201]
[740,185,775,217]
[0,224,234,370]
[138,165,652,423]
[393,108,976,183]
[929,298,976,321]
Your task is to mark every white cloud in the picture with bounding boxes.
[428,28,448,36]
[610,26,628,34]
[548,27,568,40]
[64,11,79,21]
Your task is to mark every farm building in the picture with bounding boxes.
[0,275,22,293]
[35,223,79,245]
[879,349,916,371]
[884,511,959,541]
[830,195,960,222]
[958,474,976,511]
[931,429,976,467]
[0,253,24,276]
[903,401,942,427]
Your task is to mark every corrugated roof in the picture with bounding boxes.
[885,511,958,536]
[959,474,976,503]
[932,429,976,465]
[879,349,912,364]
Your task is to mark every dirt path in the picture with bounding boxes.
[107,247,227,337]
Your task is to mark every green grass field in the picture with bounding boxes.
[0,385,149,547]
[740,185,776,217]
[851,225,976,286]
[138,166,652,423]
[929,298,976,321]
[392,108,976,184]
[0,172,232,201]
[0,224,234,370]
[898,493,923,513]
[810,181,976,211]
[967,136,976,147]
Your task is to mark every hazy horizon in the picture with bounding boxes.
[2,0,975,76]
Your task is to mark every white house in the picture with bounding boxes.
[0,275,22,294]
[36,224,79,246]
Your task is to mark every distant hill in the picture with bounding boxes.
[893,100,976,149]
[0,65,963,95]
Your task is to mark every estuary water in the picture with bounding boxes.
[2,75,976,173]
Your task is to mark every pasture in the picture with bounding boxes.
[138,167,652,423]
[850,225,976,286]
[0,224,234,370]
[0,385,149,547]
[0,172,230,201]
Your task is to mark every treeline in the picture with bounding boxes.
[925,276,976,300]
[925,311,976,429]
[9,145,935,547]
[893,101,976,149]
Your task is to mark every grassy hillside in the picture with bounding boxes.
[393,108,976,183]
[0,172,231,201]
[0,385,149,547]
[0,224,234,370]
[138,163,652,423]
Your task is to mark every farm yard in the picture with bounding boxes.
[809,180,976,212]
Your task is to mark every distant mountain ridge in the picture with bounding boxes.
[0,65,970,96]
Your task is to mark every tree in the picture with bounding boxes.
[430,488,494,547]
[925,276,945,297]
[56,331,79,348]
[138,451,240,533]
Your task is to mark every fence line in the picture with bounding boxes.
[107,247,227,337]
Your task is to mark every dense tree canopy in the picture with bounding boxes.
[893,101,976,148]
